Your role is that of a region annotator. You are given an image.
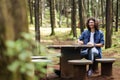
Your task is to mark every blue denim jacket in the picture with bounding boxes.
[79,30,104,58]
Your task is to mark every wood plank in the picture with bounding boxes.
[31,59,51,63]
[47,44,93,49]
[31,56,47,59]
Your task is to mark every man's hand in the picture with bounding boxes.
[87,42,94,46]
[77,40,84,45]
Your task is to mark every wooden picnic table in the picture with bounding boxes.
[48,44,93,78]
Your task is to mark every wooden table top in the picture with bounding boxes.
[47,44,93,49]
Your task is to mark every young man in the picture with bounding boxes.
[78,18,104,76]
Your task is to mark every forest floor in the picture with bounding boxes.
[47,52,120,80]
[30,27,120,80]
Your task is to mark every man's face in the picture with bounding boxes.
[88,20,95,29]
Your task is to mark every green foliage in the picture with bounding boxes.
[34,62,47,80]
[112,31,120,48]
[5,32,48,79]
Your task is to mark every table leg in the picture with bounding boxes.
[73,65,87,80]
[101,62,113,76]
[60,47,81,78]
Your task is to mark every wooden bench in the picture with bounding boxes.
[31,58,51,79]
[68,60,92,80]
[96,58,116,76]
[31,56,48,59]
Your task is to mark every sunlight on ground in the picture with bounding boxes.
[29,27,71,36]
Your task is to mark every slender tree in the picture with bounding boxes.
[28,0,33,24]
[58,0,62,28]
[71,0,77,37]
[64,0,69,28]
[101,0,105,28]
[115,0,118,32]
[39,0,45,27]
[118,0,120,18]
[91,0,95,17]
[49,0,56,35]
[39,0,42,26]
[34,0,40,41]
[105,0,113,48]
[87,0,90,18]
[78,0,85,33]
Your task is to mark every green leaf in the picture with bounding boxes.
[20,65,26,73]
[8,61,20,72]
[25,63,34,71]
[18,51,31,61]
[6,41,15,48]
[20,63,34,76]
[26,70,34,77]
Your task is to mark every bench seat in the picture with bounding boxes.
[96,58,116,76]
[68,60,92,80]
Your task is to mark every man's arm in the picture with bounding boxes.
[78,31,85,45]
[94,32,104,47]
[94,43,104,47]
[95,32,104,47]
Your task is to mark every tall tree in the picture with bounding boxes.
[71,0,77,37]
[49,0,56,35]
[101,0,105,28]
[34,0,40,42]
[39,0,45,26]
[58,0,62,28]
[91,0,95,17]
[105,0,113,49]
[118,0,120,18]
[28,0,33,24]
[0,0,33,80]
[87,0,90,18]
[78,0,85,33]
[115,0,119,32]
[89,0,92,17]
[65,0,70,28]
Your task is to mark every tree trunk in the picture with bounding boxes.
[118,0,120,18]
[28,0,33,24]
[91,0,95,17]
[59,0,62,28]
[87,0,90,18]
[65,0,69,28]
[39,0,42,27]
[105,0,113,49]
[101,0,104,28]
[78,0,85,33]
[0,0,33,80]
[89,0,92,17]
[115,0,118,32]
[49,0,56,35]
[34,0,40,42]
[71,0,77,38]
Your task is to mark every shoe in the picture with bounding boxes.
[88,69,93,77]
